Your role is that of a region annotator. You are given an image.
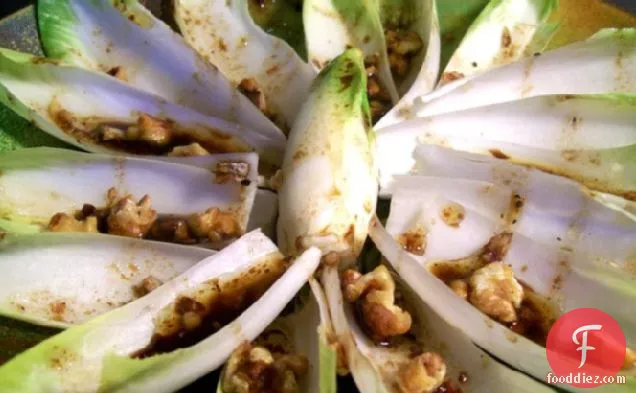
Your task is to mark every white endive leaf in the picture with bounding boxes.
[0,231,322,393]
[277,49,377,262]
[37,0,283,141]
[216,279,335,393]
[0,232,213,327]
[0,49,285,166]
[387,172,636,266]
[442,0,557,79]
[322,263,556,393]
[174,0,316,130]
[304,0,399,103]
[373,0,441,128]
[304,0,437,104]
[370,219,635,393]
[376,94,636,198]
[409,27,636,118]
[0,147,258,235]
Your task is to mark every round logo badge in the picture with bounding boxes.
[546,308,626,388]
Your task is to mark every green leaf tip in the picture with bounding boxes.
[313,48,372,128]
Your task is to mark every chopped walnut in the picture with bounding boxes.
[623,348,636,371]
[388,52,409,76]
[167,143,210,157]
[101,114,173,146]
[106,194,157,238]
[342,265,413,342]
[132,276,163,298]
[468,263,523,323]
[215,161,250,183]
[239,78,267,113]
[187,207,241,243]
[385,29,423,78]
[136,114,173,145]
[385,30,424,56]
[364,55,392,123]
[449,279,468,300]
[101,126,127,141]
[397,352,447,393]
[47,213,99,233]
[222,343,309,393]
[148,218,196,244]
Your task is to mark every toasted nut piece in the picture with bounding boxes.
[135,114,173,146]
[390,31,424,55]
[449,279,469,300]
[397,352,447,393]
[388,52,409,76]
[223,343,308,393]
[167,143,210,157]
[342,265,413,341]
[48,213,99,233]
[106,194,157,238]
[101,126,127,141]
[469,262,524,323]
[187,207,242,242]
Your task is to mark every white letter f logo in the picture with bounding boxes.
[572,324,603,368]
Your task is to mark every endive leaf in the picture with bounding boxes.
[304,0,399,103]
[0,231,322,393]
[376,94,636,199]
[276,48,377,262]
[322,262,556,393]
[373,150,636,391]
[216,279,335,393]
[305,0,435,102]
[410,27,636,118]
[0,232,213,327]
[0,49,285,166]
[309,279,338,393]
[370,219,635,393]
[0,147,259,238]
[386,171,636,265]
[37,0,284,141]
[442,0,558,80]
[436,0,489,68]
[174,0,316,131]
[372,0,442,128]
